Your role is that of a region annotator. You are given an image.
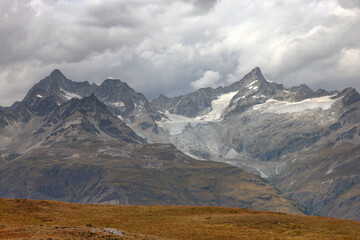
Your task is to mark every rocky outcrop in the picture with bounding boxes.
[0,107,18,128]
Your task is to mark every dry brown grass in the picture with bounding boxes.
[0,198,359,239]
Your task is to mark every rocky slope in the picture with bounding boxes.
[0,141,305,214]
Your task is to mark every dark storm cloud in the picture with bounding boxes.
[338,0,360,9]
[0,1,37,65]
[185,0,220,14]
[79,2,141,29]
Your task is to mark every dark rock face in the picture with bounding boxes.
[341,88,360,107]
[0,89,145,156]
[150,94,171,111]
[0,107,18,128]
[96,79,145,117]
[18,70,160,136]
[151,87,226,118]
[289,84,314,100]
[313,89,332,98]
[42,94,146,144]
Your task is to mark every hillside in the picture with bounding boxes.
[0,141,304,214]
[0,198,359,240]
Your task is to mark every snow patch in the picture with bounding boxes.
[248,85,259,90]
[108,101,125,107]
[143,162,163,169]
[322,179,334,184]
[256,168,268,178]
[246,80,257,88]
[117,115,125,121]
[325,161,342,175]
[63,118,83,129]
[195,91,238,122]
[252,95,338,114]
[60,88,82,100]
[224,148,239,159]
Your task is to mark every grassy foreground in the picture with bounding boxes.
[0,198,359,239]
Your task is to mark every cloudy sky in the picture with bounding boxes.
[0,0,359,106]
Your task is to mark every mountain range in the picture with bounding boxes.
[0,67,359,220]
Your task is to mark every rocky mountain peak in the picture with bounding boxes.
[101,79,128,89]
[226,67,274,94]
[238,67,267,87]
[98,79,133,99]
[150,94,172,111]
[289,84,312,93]
[313,89,332,98]
[26,70,68,96]
[157,94,170,101]
[22,70,96,105]
[340,88,360,107]
[44,69,71,89]
[250,67,266,81]
[50,69,66,79]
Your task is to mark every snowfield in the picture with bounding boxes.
[252,95,337,114]
[195,91,238,121]
[156,111,202,135]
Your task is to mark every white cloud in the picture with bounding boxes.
[0,0,360,106]
[339,48,360,74]
[190,70,221,89]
